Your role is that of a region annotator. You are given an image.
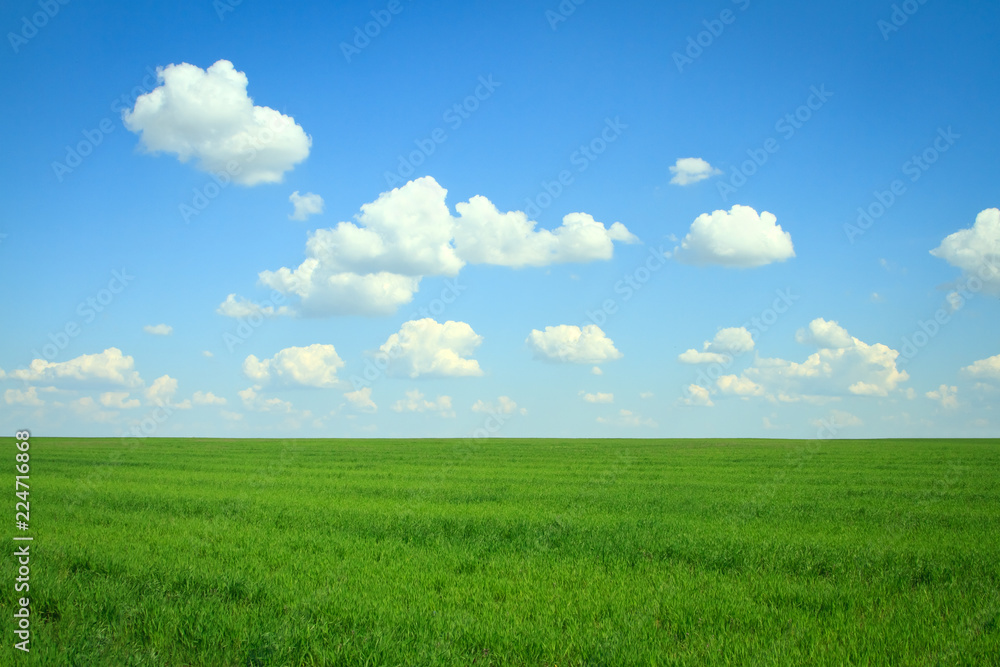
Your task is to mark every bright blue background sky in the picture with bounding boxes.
[2,0,998,438]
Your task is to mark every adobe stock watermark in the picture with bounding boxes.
[522,116,627,219]
[7,0,70,54]
[30,268,134,363]
[897,255,999,366]
[844,127,959,244]
[340,0,408,63]
[672,0,752,73]
[384,75,501,188]
[51,66,161,183]
[878,0,930,41]
[545,0,586,30]
[179,114,295,224]
[717,85,833,201]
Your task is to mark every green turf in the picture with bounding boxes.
[4,437,999,665]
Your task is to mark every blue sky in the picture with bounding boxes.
[2,0,998,439]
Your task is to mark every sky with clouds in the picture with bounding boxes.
[1,0,998,439]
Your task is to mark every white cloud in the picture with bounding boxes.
[192,391,227,406]
[123,60,311,186]
[289,191,324,221]
[669,157,722,186]
[740,318,909,399]
[238,387,293,413]
[678,327,754,364]
[639,391,654,399]
[202,350,214,358]
[963,353,1000,379]
[216,294,293,319]
[597,408,657,428]
[930,208,1000,294]
[452,198,637,268]
[926,385,959,409]
[4,387,43,407]
[672,205,795,268]
[242,344,344,388]
[99,392,141,409]
[251,176,636,317]
[591,366,603,376]
[581,391,614,404]
[680,384,714,407]
[716,375,765,397]
[220,410,244,421]
[10,348,142,388]
[145,375,178,404]
[344,387,377,413]
[471,396,521,415]
[526,324,622,365]
[391,390,454,417]
[143,324,173,336]
[379,319,483,378]
[794,318,853,349]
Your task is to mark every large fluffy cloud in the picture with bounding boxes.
[678,327,754,364]
[526,324,622,365]
[669,157,721,186]
[962,354,1000,379]
[931,208,1000,294]
[241,176,637,317]
[379,319,484,378]
[672,205,795,268]
[9,348,142,388]
[243,344,344,388]
[123,60,311,185]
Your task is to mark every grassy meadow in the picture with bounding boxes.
[4,437,999,665]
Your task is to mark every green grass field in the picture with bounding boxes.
[5,437,999,665]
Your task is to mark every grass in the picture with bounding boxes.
[4,437,999,665]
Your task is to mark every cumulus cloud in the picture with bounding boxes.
[926,385,959,409]
[678,327,754,364]
[145,375,179,404]
[344,387,377,413]
[123,60,311,186]
[289,191,324,221]
[192,391,227,406]
[143,324,173,336]
[99,392,141,409]
[247,176,636,317]
[716,375,765,397]
[9,348,142,388]
[4,387,43,407]
[669,157,722,186]
[70,397,119,423]
[581,391,614,404]
[672,205,795,268]
[963,354,1000,378]
[379,319,483,378]
[930,208,1000,294]
[391,390,454,417]
[680,384,714,407]
[526,324,622,365]
[243,344,344,388]
[739,318,909,400]
[471,396,522,415]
